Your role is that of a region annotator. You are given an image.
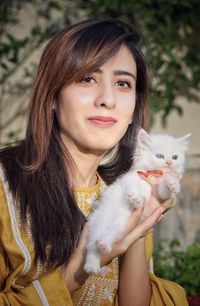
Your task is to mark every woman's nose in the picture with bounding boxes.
[95,84,116,109]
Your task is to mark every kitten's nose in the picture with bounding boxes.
[166,160,172,166]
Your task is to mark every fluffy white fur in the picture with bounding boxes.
[84,128,191,273]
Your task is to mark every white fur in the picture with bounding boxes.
[84,129,191,273]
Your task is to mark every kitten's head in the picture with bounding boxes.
[134,128,191,173]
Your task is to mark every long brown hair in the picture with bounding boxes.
[0,19,149,268]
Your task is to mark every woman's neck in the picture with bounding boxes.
[72,158,100,188]
[64,145,103,188]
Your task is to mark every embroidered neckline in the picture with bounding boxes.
[73,172,102,193]
[73,173,106,218]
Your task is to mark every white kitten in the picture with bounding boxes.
[84,128,191,273]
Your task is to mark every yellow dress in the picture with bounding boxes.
[0,167,188,305]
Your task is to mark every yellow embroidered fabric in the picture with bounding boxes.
[0,173,73,306]
[0,171,188,306]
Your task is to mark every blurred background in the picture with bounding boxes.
[0,0,200,300]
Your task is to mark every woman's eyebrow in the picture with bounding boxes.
[94,68,136,80]
[114,70,136,80]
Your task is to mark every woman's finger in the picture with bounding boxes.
[123,206,165,247]
[162,195,176,213]
[141,173,177,212]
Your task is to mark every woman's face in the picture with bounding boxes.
[54,46,137,155]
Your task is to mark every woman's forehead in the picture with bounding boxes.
[76,44,135,73]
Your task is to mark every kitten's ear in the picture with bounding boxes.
[137,128,153,148]
[177,133,192,151]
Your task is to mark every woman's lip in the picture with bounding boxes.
[88,116,117,127]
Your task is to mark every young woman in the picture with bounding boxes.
[0,19,188,305]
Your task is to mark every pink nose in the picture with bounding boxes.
[166,161,172,166]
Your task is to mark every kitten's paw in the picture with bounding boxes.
[96,240,112,253]
[84,255,101,273]
[84,262,101,274]
[165,176,180,194]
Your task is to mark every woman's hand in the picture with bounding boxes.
[63,203,165,294]
[63,223,89,293]
[99,204,164,265]
[118,173,179,306]
[144,170,179,213]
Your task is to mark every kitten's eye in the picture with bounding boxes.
[156,154,164,159]
[172,155,178,160]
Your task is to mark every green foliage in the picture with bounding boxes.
[0,0,65,84]
[0,0,67,146]
[80,0,200,125]
[154,239,200,297]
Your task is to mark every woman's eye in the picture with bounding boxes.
[172,155,178,160]
[116,80,131,88]
[80,76,95,84]
[156,154,164,159]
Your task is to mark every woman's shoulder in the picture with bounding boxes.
[0,144,21,163]
[0,143,22,185]
[0,163,9,220]
[0,145,20,174]
[0,145,22,214]
[0,158,7,197]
